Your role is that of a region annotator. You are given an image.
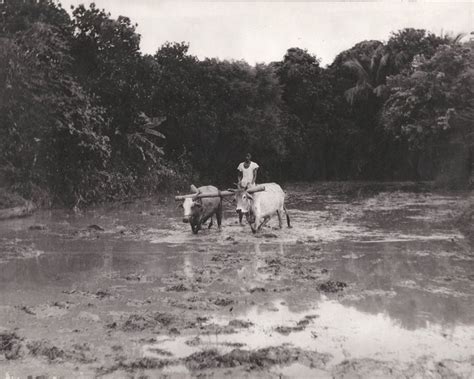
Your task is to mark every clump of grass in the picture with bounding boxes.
[0,188,26,209]
[184,346,331,370]
[0,332,23,360]
[120,312,174,332]
[27,340,65,361]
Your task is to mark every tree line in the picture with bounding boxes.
[0,1,472,207]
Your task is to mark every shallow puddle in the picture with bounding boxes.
[144,297,474,363]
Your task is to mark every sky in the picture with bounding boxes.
[58,1,473,66]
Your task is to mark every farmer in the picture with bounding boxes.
[236,153,259,224]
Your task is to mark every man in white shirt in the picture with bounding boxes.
[236,153,259,224]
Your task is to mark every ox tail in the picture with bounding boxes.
[284,206,292,228]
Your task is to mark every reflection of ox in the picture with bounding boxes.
[234,183,291,233]
[179,185,222,234]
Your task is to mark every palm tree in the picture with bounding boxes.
[343,48,390,105]
[343,29,466,106]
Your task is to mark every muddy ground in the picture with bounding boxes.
[0,182,473,378]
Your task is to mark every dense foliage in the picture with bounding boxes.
[0,1,472,206]
[383,43,473,184]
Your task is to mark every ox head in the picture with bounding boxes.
[181,197,203,223]
[234,185,254,215]
[180,184,203,223]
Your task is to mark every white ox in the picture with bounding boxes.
[235,183,291,233]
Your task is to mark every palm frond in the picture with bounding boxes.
[143,128,165,138]
[343,59,370,85]
[450,33,466,45]
[127,132,164,162]
[137,112,166,136]
[370,54,377,73]
[345,85,369,105]
[373,84,387,98]
[376,53,390,83]
[394,51,408,70]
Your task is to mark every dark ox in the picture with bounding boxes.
[235,183,291,233]
[180,185,222,234]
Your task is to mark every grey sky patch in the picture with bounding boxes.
[60,0,472,65]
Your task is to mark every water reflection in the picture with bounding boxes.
[329,241,474,329]
[236,243,285,287]
[144,298,474,365]
[0,252,104,286]
[237,239,474,331]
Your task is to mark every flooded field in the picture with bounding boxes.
[0,182,473,378]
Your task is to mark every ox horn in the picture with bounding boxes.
[190,184,199,193]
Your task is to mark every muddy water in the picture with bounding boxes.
[0,183,473,378]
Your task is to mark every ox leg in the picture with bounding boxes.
[208,216,213,229]
[276,210,283,228]
[247,214,257,233]
[216,202,223,230]
[257,216,271,231]
[200,215,211,229]
[238,210,244,225]
[284,207,292,228]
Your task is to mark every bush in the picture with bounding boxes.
[0,188,27,209]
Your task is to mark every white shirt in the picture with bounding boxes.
[237,161,259,187]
